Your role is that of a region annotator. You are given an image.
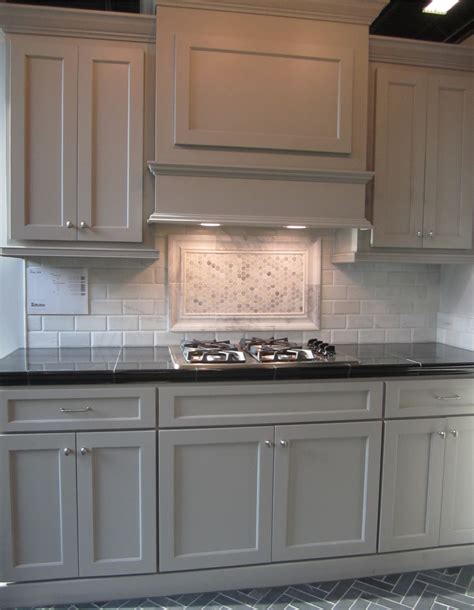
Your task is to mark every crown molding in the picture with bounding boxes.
[369,35,474,72]
[155,0,389,25]
[148,162,375,185]
[0,4,156,42]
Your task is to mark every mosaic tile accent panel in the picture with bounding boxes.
[183,250,307,317]
[10,564,474,609]
[168,235,322,331]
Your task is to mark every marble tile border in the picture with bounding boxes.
[168,234,322,331]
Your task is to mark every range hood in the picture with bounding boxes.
[148,0,387,229]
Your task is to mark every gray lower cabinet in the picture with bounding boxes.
[439,417,474,546]
[0,433,79,582]
[272,421,382,561]
[76,431,157,577]
[0,430,156,582]
[379,416,474,552]
[159,422,383,572]
[379,418,446,553]
[158,427,274,572]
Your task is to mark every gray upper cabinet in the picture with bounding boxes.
[272,421,382,561]
[0,433,78,582]
[379,418,446,553]
[158,427,274,572]
[76,431,156,576]
[440,417,474,546]
[372,65,473,250]
[9,36,78,241]
[8,34,145,244]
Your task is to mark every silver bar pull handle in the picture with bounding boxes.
[434,394,461,401]
[60,406,92,413]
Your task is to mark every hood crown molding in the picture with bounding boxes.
[155,0,389,25]
[370,35,474,72]
[148,162,374,185]
[0,4,155,42]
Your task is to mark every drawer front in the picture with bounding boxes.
[159,381,383,427]
[385,378,474,418]
[0,387,156,432]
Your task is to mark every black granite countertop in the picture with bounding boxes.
[1,343,474,386]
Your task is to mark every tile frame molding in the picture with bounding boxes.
[155,1,390,25]
[168,234,322,331]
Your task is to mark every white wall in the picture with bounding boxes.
[437,264,474,350]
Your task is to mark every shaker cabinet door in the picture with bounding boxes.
[76,431,156,577]
[379,419,445,552]
[272,421,382,561]
[159,427,274,572]
[440,417,474,546]
[9,35,78,241]
[0,433,78,582]
[372,67,427,248]
[423,73,474,250]
[77,44,144,243]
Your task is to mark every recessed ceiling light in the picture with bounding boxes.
[200,222,221,227]
[285,225,307,230]
[423,0,459,15]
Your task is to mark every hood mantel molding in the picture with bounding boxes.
[155,0,389,25]
[147,162,374,185]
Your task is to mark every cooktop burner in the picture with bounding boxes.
[170,337,358,368]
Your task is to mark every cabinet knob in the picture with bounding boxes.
[416,231,423,238]
[80,221,87,229]
[280,440,288,448]
[63,448,72,456]
[449,430,459,438]
[80,447,89,455]
[437,431,446,439]
[264,440,273,448]
[66,221,74,229]
[428,231,434,238]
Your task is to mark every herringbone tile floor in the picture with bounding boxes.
[15,564,474,610]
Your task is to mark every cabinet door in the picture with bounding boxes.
[379,419,445,553]
[76,430,156,577]
[423,73,474,250]
[9,35,78,241]
[440,416,474,545]
[0,433,78,582]
[272,421,381,562]
[159,427,273,572]
[77,44,144,243]
[372,67,427,248]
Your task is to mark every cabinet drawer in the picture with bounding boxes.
[158,381,383,427]
[0,387,156,432]
[385,378,474,418]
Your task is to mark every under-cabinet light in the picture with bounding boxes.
[285,225,307,230]
[200,223,221,227]
[423,0,459,15]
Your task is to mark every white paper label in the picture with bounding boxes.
[27,267,89,315]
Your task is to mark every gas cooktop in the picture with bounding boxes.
[169,337,359,369]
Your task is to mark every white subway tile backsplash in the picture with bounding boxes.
[75,316,107,331]
[59,332,91,348]
[42,315,75,331]
[25,234,446,348]
[108,316,139,331]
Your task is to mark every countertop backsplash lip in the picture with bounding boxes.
[24,229,442,349]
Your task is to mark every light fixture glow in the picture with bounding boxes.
[285,225,307,230]
[200,222,221,227]
[423,0,459,15]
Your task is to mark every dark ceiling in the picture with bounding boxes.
[5,0,474,43]
[370,0,474,43]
